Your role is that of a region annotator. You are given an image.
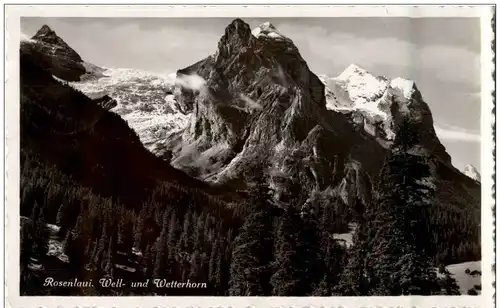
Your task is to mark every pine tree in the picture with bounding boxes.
[270,207,306,295]
[189,250,202,281]
[31,201,49,262]
[179,210,194,253]
[335,224,370,295]
[94,222,110,268]
[134,209,146,250]
[117,210,134,253]
[64,228,88,275]
[438,266,461,295]
[208,238,223,294]
[20,221,35,294]
[229,171,275,296]
[229,208,275,295]
[367,119,441,295]
[154,212,170,278]
[104,234,117,277]
[167,212,180,260]
[143,244,156,277]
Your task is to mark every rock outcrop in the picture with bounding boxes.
[170,19,386,206]
[93,95,118,110]
[169,19,479,213]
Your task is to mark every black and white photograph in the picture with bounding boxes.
[5,5,495,306]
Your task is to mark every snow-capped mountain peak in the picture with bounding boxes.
[252,22,286,39]
[332,64,389,119]
[463,164,481,182]
[390,77,416,99]
[32,25,56,40]
[320,64,451,164]
[336,63,373,81]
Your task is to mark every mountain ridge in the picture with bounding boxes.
[25,19,480,239]
[169,21,466,197]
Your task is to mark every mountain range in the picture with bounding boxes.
[33,20,479,208]
[19,20,481,295]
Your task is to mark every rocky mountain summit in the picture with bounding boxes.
[167,19,477,210]
[21,24,104,81]
[32,25,83,63]
[170,20,380,205]
[320,64,451,164]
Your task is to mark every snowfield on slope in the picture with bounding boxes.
[320,64,417,120]
[333,221,481,295]
[442,261,481,295]
[68,68,190,154]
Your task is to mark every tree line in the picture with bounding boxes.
[20,120,466,296]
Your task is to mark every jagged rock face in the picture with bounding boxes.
[20,25,104,82]
[320,65,451,165]
[171,19,386,205]
[32,25,83,63]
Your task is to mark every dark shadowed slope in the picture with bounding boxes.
[20,46,231,209]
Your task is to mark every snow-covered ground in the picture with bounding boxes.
[47,237,69,263]
[330,220,481,295]
[332,223,357,248]
[67,68,190,154]
[21,216,69,265]
[443,261,482,295]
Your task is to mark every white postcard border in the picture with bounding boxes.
[5,5,495,308]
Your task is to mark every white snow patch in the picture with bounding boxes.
[332,223,357,248]
[333,64,389,119]
[132,247,143,256]
[52,75,67,84]
[28,263,44,270]
[116,264,136,273]
[390,77,415,99]
[439,261,481,295]
[47,238,69,263]
[46,223,61,233]
[267,32,283,39]
[415,176,436,190]
[463,164,481,182]
[336,64,370,82]
[252,22,286,39]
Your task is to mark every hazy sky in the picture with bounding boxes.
[21,17,482,172]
